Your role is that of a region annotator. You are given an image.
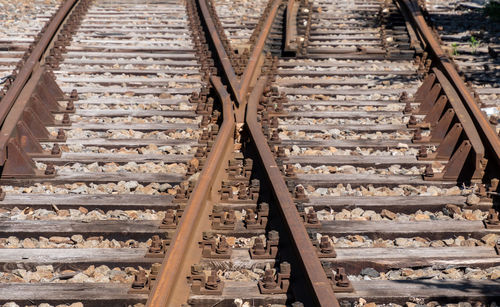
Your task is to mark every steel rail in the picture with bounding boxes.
[237,0,281,104]
[146,75,235,306]
[398,0,500,168]
[147,0,339,305]
[0,0,78,127]
[246,76,339,307]
[284,0,299,53]
[197,0,239,99]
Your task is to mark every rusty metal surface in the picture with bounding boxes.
[0,0,81,178]
[146,0,341,304]
[398,0,500,169]
[145,76,235,306]
[284,0,298,53]
[197,0,239,98]
[237,0,281,104]
[0,0,77,126]
[246,77,340,307]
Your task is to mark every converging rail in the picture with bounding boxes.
[147,0,338,305]
[0,0,86,179]
[1,0,500,305]
[397,0,500,182]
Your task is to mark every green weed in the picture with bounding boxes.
[470,36,480,54]
[451,43,459,56]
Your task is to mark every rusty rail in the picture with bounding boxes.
[197,0,239,99]
[145,0,340,305]
[0,0,84,178]
[237,0,281,104]
[246,76,340,306]
[0,0,77,125]
[284,0,299,53]
[146,76,235,306]
[398,0,500,180]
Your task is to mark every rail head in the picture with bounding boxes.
[0,0,77,127]
[146,76,235,306]
[0,0,82,177]
[246,77,340,307]
[197,0,239,100]
[238,0,282,102]
[284,0,299,53]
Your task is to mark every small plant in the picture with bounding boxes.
[451,43,459,56]
[470,36,480,54]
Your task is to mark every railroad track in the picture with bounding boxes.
[0,0,499,306]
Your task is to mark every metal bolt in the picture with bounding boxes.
[424,164,434,177]
[488,209,500,225]
[413,127,422,141]
[51,144,60,155]
[319,236,333,254]
[205,271,219,290]
[268,230,279,241]
[149,235,163,253]
[418,145,427,158]
[245,209,256,225]
[62,114,70,124]
[408,115,417,125]
[252,238,266,255]
[262,269,277,289]
[162,209,176,226]
[335,267,349,287]
[132,270,147,289]
[44,164,55,175]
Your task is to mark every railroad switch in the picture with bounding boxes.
[201,232,232,259]
[258,262,290,294]
[327,267,354,293]
[315,235,337,258]
[211,207,236,230]
[189,266,223,295]
[245,202,269,229]
[250,230,279,259]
